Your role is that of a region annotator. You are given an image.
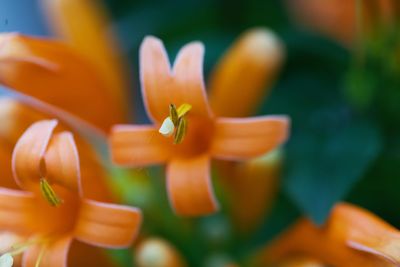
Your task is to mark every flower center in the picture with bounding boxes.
[32,185,80,236]
[159,103,192,144]
[158,103,214,158]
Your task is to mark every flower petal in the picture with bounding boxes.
[255,203,394,267]
[110,125,171,167]
[22,235,72,267]
[74,199,142,248]
[172,42,212,117]
[211,116,290,160]
[44,132,82,195]
[0,99,114,202]
[166,155,218,216]
[331,203,400,265]
[12,119,57,190]
[0,188,34,234]
[209,28,284,117]
[40,0,129,121]
[140,36,212,123]
[220,150,282,234]
[0,34,126,131]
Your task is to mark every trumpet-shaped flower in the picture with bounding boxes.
[256,203,400,267]
[208,28,285,232]
[0,119,141,267]
[0,33,128,132]
[110,36,290,216]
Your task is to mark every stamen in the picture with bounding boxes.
[39,178,63,207]
[169,104,179,125]
[173,118,187,144]
[0,253,13,267]
[34,245,46,267]
[159,103,192,144]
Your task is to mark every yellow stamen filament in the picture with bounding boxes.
[39,178,63,207]
[159,103,192,144]
[174,118,187,144]
[34,245,46,267]
[169,104,179,125]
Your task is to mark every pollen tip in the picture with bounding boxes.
[159,117,175,137]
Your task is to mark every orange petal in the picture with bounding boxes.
[22,235,72,267]
[256,203,394,267]
[0,98,114,202]
[330,203,400,265]
[211,116,290,160]
[220,150,282,234]
[209,28,285,117]
[40,0,130,121]
[110,125,171,167]
[140,36,212,123]
[44,132,81,194]
[166,155,218,216]
[172,42,212,117]
[74,199,142,248]
[12,119,57,190]
[0,33,126,131]
[0,188,34,234]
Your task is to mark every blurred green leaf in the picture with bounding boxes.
[285,119,382,224]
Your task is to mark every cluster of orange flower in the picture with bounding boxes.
[0,0,399,267]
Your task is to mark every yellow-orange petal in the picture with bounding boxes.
[330,203,400,265]
[211,116,289,160]
[40,0,130,122]
[0,33,126,131]
[220,150,282,234]
[44,132,81,194]
[209,28,285,117]
[74,199,142,248]
[12,119,57,190]
[140,36,212,123]
[22,235,72,267]
[110,125,171,167]
[166,155,218,216]
[0,188,34,234]
[135,237,188,267]
[256,204,395,267]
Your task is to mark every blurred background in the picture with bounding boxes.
[1,0,400,266]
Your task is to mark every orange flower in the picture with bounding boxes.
[0,119,142,267]
[209,28,285,118]
[0,0,130,133]
[110,36,290,216]
[0,33,127,132]
[255,203,400,267]
[286,0,396,46]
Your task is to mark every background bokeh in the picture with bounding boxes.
[1,0,399,266]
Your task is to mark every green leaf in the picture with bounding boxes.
[284,119,382,224]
